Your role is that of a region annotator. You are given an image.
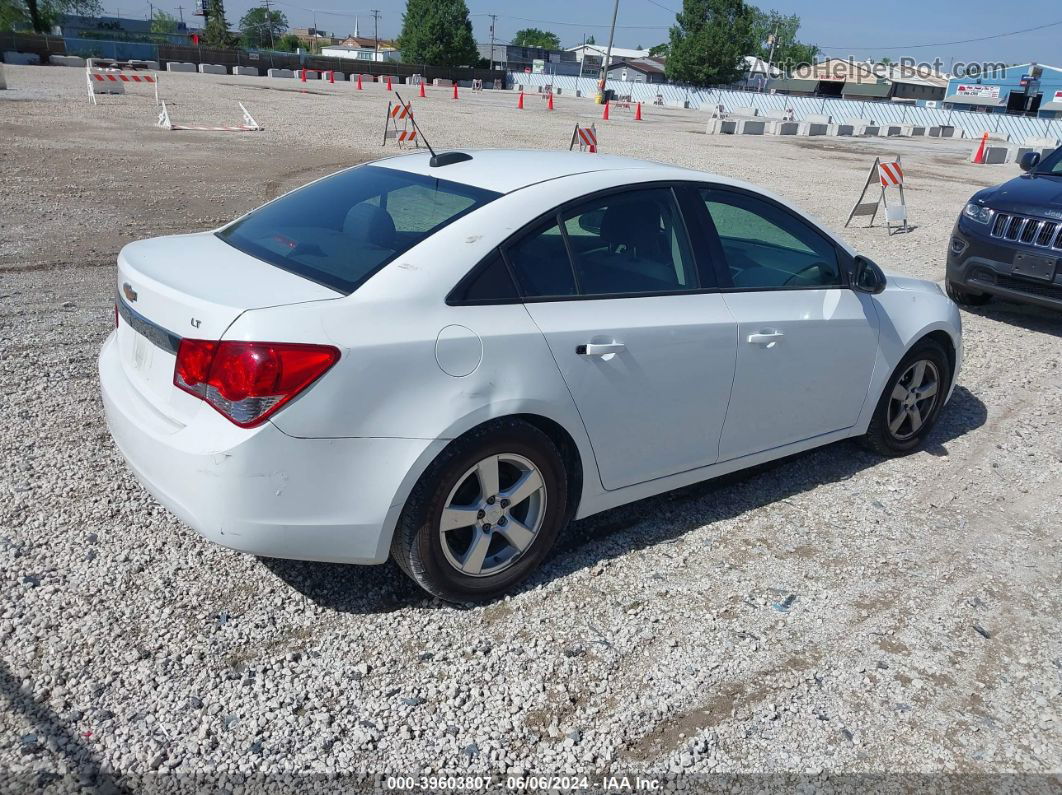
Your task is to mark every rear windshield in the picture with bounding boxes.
[217,165,500,294]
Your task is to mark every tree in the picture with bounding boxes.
[202,0,231,47]
[585,34,595,45]
[648,42,669,58]
[750,9,818,71]
[150,8,177,35]
[398,0,478,67]
[512,27,560,50]
[239,5,287,49]
[273,32,302,52]
[666,0,756,86]
[1,0,99,33]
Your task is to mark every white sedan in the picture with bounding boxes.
[99,150,962,601]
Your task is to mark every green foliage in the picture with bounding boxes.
[511,27,560,50]
[666,0,756,86]
[150,8,177,35]
[202,0,230,47]
[750,8,818,71]
[239,5,287,49]
[648,42,669,58]
[2,0,99,33]
[585,34,594,45]
[273,32,301,52]
[398,0,478,67]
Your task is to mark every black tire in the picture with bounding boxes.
[391,418,568,603]
[862,338,952,457]
[946,279,992,306]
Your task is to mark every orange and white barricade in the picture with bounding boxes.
[87,64,159,105]
[382,100,419,148]
[157,101,263,132]
[846,157,909,234]
[569,123,598,153]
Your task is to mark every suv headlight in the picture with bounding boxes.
[963,203,993,224]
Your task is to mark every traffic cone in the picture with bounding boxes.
[972,131,989,164]
[356,74,362,90]
[418,80,426,98]
[634,102,642,121]
[547,92,554,111]
[517,90,524,109]
[602,100,610,121]
[328,70,334,84]
[453,83,459,100]
[385,75,392,91]
[300,68,307,83]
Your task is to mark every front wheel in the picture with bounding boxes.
[391,419,568,602]
[946,279,992,306]
[862,339,952,456]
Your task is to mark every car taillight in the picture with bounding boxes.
[174,339,340,428]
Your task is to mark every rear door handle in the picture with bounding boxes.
[576,342,626,356]
[747,331,784,347]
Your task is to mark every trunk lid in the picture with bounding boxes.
[114,232,340,427]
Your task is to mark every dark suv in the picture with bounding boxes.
[947,146,1062,310]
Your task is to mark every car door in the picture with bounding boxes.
[503,185,738,491]
[693,186,880,462]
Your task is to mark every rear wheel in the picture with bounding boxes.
[391,419,568,602]
[946,279,992,306]
[863,339,952,456]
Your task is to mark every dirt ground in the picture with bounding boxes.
[1,65,1060,789]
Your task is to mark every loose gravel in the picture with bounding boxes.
[1,65,1060,791]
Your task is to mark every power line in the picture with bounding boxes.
[470,12,669,30]
[815,18,1062,51]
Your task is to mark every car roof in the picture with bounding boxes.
[373,149,697,194]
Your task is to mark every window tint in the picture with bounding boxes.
[562,188,698,296]
[700,188,841,290]
[451,250,519,303]
[505,219,577,298]
[217,165,499,294]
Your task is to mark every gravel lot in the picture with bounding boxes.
[1,65,1060,791]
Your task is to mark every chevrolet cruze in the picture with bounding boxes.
[99,150,962,601]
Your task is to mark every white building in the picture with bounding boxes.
[567,44,651,77]
[320,43,401,63]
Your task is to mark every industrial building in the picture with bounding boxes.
[944,63,1062,118]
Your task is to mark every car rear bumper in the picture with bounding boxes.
[99,332,442,564]
[947,220,1062,311]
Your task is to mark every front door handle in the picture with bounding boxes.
[747,331,784,347]
[576,342,626,356]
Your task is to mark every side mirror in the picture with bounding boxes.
[1019,151,1041,172]
[852,255,887,294]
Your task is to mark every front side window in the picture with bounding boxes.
[700,188,842,290]
[1034,146,1062,176]
[218,165,499,294]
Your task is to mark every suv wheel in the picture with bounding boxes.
[863,338,952,456]
[392,419,568,602]
[946,280,992,306]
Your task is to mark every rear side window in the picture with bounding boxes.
[449,250,519,303]
[505,219,577,298]
[217,165,499,294]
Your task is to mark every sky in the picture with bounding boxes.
[117,0,1061,69]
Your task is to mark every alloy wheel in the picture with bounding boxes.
[438,453,547,577]
[887,359,940,441]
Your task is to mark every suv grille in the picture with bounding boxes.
[990,212,1062,249]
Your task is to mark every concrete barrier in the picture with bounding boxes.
[863,125,881,137]
[834,124,856,136]
[198,63,225,75]
[880,125,909,137]
[3,51,39,65]
[800,122,830,136]
[49,55,86,67]
[1023,135,1060,148]
[330,71,347,81]
[738,120,766,135]
[294,69,319,80]
[231,66,259,76]
[910,125,927,136]
[267,68,294,78]
[706,118,738,134]
[980,145,1009,164]
[432,78,453,87]
[0,64,6,90]
[732,106,759,117]
[769,121,801,135]
[805,113,832,125]
[166,62,196,73]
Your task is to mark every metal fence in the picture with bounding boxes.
[2,32,504,84]
[509,72,1061,145]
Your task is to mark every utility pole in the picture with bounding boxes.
[176,3,184,23]
[371,9,380,59]
[488,13,497,70]
[147,1,153,21]
[262,0,274,49]
[597,0,619,104]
